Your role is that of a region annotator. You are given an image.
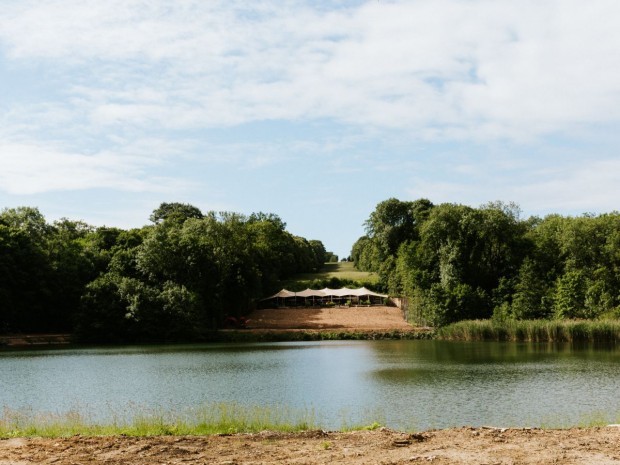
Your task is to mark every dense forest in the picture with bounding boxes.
[0,203,331,342]
[4,199,620,342]
[352,198,620,326]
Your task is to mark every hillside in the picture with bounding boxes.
[281,262,380,290]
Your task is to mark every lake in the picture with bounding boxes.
[1,340,620,430]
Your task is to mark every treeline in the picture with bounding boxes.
[352,198,620,326]
[0,203,331,342]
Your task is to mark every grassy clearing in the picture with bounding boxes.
[0,404,323,438]
[438,319,620,342]
[282,262,379,290]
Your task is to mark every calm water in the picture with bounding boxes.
[1,340,620,430]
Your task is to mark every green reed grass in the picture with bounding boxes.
[437,319,620,342]
[0,403,323,438]
[539,411,620,429]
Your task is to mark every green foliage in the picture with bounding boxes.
[553,269,587,319]
[0,208,98,333]
[75,273,135,342]
[5,198,620,339]
[76,210,330,341]
[149,202,204,224]
[0,204,328,343]
[352,199,620,327]
[283,262,380,291]
[365,197,434,258]
[511,258,552,319]
[325,252,339,262]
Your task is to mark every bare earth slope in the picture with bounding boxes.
[247,306,413,331]
[3,426,620,464]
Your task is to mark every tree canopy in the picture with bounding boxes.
[352,199,620,326]
[0,204,330,342]
[4,198,619,340]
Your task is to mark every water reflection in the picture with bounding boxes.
[1,340,620,430]
[365,340,620,429]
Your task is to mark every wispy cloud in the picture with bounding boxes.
[407,154,620,217]
[0,0,619,257]
[0,141,186,195]
[1,0,619,140]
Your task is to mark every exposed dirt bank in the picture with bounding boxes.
[247,306,414,331]
[1,307,420,348]
[0,334,71,348]
[3,426,620,464]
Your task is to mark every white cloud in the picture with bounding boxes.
[513,159,620,215]
[1,0,619,218]
[0,141,186,195]
[407,156,620,216]
[1,0,619,141]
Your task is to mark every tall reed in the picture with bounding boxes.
[437,319,620,342]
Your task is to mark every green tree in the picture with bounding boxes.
[149,202,204,224]
[76,273,135,342]
[511,258,552,319]
[365,198,434,258]
[386,201,528,325]
[553,268,587,319]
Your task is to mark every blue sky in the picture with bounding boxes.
[1,0,620,258]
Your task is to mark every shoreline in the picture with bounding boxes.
[0,329,432,349]
[2,426,620,464]
[209,328,432,342]
[4,318,620,348]
[0,333,72,348]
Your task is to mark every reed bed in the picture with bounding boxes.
[437,319,620,342]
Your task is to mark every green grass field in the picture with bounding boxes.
[293,262,378,282]
[282,262,380,291]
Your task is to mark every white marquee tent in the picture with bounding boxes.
[261,287,388,307]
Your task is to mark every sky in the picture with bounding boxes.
[1,0,620,258]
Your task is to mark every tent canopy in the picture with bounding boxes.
[262,287,387,300]
[265,289,297,299]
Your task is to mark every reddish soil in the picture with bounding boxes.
[3,426,620,464]
[247,306,415,331]
[0,334,71,348]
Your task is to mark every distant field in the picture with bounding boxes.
[284,262,379,288]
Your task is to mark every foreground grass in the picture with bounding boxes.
[2,403,617,439]
[438,319,620,342]
[539,411,619,430]
[0,404,329,438]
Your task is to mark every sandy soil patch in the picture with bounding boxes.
[2,426,620,464]
[247,306,413,331]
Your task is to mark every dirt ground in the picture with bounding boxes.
[3,426,620,464]
[247,306,415,331]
